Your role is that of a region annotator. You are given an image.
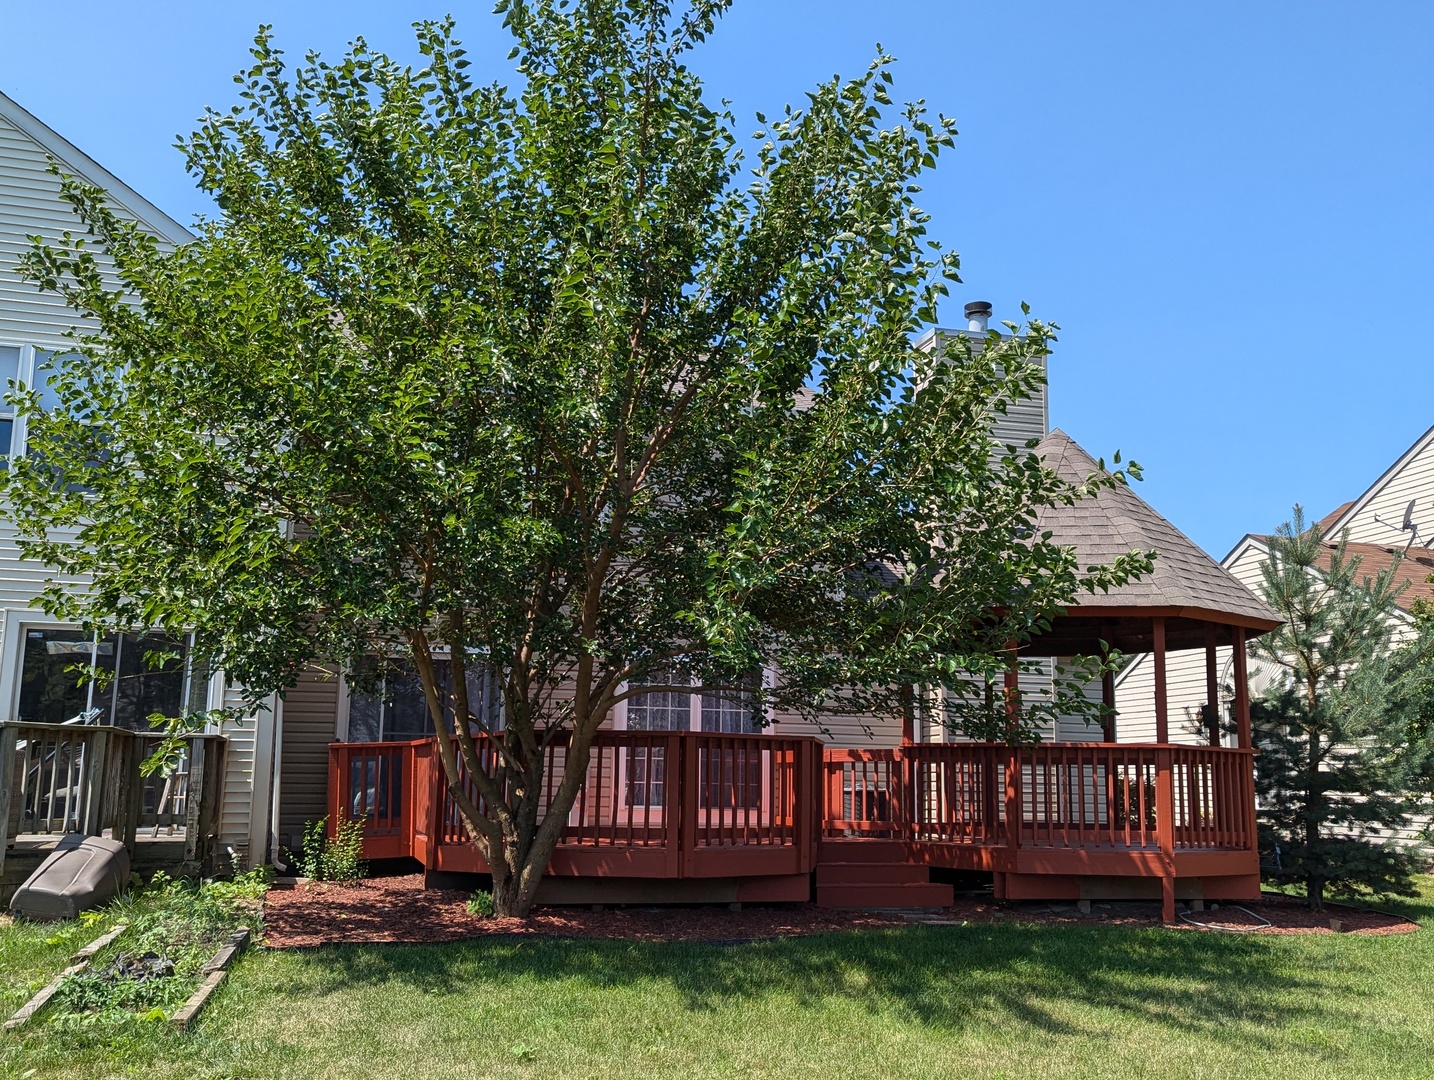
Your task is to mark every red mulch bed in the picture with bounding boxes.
[260,875,1419,948]
[261,875,906,948]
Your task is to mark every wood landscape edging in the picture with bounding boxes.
[171,926,250,1031]
[3,922,129,1031]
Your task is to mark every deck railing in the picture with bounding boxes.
[0,721,226,873]
[329,730,820,877]
[328,735,1256,879]
[821,742,1257,855]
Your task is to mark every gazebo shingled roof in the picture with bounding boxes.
[1023,429,1281,657]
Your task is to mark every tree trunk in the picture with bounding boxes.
[1304,726,1322,909]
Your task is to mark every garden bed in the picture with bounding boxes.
[260,874,1418,947]
[14,871,266,1028]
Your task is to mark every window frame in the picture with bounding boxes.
[341,650,505,743]
[9,619,209,729]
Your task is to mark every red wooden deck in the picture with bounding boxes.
[328,732,1260,917]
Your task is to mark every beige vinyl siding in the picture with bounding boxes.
[0,115,104,348]
[770,703,904,749]
[276,667,342,852]
[214,681,276,869]
[991,356,1048,449]
[1331,429,1434,547]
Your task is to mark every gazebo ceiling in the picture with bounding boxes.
[1020,608,1263,658]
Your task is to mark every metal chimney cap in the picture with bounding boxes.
[964,301,993,318]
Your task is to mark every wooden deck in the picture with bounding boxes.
[1,722,228,902]
[330,732,1260,918]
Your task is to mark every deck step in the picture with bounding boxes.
[817,839,908,863]
[815,862,931,886]
[816,882,954,909]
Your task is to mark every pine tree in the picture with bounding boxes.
[1251,506,1424,908]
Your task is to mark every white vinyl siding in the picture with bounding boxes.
[1327,429,1434,548]
[1114,540,1271,744]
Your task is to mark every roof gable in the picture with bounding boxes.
[1319,425,1434,546]
[0,91,191,246]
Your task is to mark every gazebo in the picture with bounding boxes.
[1024,429,1281,749]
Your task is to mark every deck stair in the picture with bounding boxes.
[815,841,953,909]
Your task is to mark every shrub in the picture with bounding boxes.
[466,890,495,918]
[296,816,367,883]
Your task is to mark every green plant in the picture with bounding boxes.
[466,890,495,919]
[295,816,367,883]
[48,871,258,1022]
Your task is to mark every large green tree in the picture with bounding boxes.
[9,0,1146,914]
[1250,507,1426,908]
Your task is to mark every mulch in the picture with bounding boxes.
[259,874,1419,948]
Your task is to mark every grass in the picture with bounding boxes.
[3,881,1434,1079]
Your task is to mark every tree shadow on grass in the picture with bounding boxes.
[277,916,1400,1053]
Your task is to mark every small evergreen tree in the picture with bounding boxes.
[1251,506,1424,908]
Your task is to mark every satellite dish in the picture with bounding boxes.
[1403,499,1416,532]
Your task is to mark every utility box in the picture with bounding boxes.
[10,835,130,921]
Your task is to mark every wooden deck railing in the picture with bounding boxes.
[822,743,1257,855]
[329,731,821,877]
[0,721,226,873]
[328,735,1256,880]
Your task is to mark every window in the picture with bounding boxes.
[0,345,19,460]
[346,656,503,742]
[623,666,765,808]
[18,628,194,729]
[625,665,764,734]
[0,344,71,462]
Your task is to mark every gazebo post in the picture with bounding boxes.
[1232,626,1251,750]
[1152,616,1169,744]
[1100,666,1116,742]
[1004,643,1020,742]
[1204,623,1220,747]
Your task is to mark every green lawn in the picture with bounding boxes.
[4,883,1434,1080]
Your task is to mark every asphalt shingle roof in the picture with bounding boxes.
[1033,429,1279,626]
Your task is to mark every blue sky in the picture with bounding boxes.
[3,2,1431,557]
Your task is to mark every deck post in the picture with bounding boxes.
[1205,623,1220,746]
[81,729,110,837]
[1232,627,1252,750]
[796,739,816,871]
[680,731,700,877]
[1155,746,1177,923]
[1004,748,1021,854]
[1152,617,1169,744]
[899,684,916,746]
[0,724,17,875]
[183,736,208,866]
[121,735,143,851]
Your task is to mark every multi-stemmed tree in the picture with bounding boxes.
[8,0,1147,915]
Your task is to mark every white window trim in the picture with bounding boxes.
[613,666,775,734]
[0,342,67,461]
[1,611,217,726]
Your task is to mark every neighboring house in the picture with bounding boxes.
[1115,425,1434,844]
[0,91,278,868]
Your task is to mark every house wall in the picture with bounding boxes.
[1326,428,1434,547]
[0,96,280,869]
[1113,540,1271,743]
[275,667,343,855]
